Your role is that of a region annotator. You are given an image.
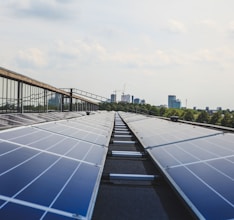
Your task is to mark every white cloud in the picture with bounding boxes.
[228,21,234,36]
[16,48,47,68]
[55,39,107,63]
[189,47,234,71]
[199,19,216,28]
[166,20,186,34]
[193,49,216,62]
[4,0,77,20]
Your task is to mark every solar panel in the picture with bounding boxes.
[0,111,114,219]
[0,112,85,130]
[119,112,234,220]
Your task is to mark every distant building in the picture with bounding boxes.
[110,94,117,103]
[48,93,61,106]
[141,99,146,105]
[134,98,140,104]
[168,95,181,109]
[121,94,131,103]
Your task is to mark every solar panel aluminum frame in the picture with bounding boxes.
[146,149,205,220]
[86,151,107,220]
[0,112,115,220]
[87,114,114,219]
[118,113,205,219]
[119,112,233,220]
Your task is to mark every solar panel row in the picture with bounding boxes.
[119,112,234,220]
[0,112,87,130]
[0,111,114,220]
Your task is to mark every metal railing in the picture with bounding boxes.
[0,67,99,113]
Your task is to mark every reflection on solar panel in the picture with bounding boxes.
[0,111,114,219]
[119,112,234,220]
[0,112,86,130]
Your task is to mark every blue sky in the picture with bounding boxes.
[1,0,234,109]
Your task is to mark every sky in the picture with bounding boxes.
[1,0,234,110]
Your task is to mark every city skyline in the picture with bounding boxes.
[1,1,234,110]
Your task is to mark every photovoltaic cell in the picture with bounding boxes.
[120,112,234,220]
[0,111,115,219]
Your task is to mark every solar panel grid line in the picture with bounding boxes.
[0,128,41,141]
[0,149,73,210]
[0,138,100,167]
[205,161,234,181]
[61,121,109,135]
[1,118,26,126]
[37,118,111,146]
[205,137,234,154]
[163,138,226,165]
[145,150,206,220]
[39,164,84,219]
[161,144,234,181]
[148,147,234,220]
[0,195,78,220]
[0,112,114,219]
[184,165,234,208]
[123,116,152,123]
[126,119,222,150]
[184,137,234,164]
[0,142,105,218]
[21,113,46,122]
[0,143,22,158]
[8,114,36,124]
[36,114,63,122]
[39,140,98,219]
[0,116,26,126]
[67,126,107,147]
[19,130,61,147]
[119,112,234,219]
[81,117,113,128]
[32,125,109,148]
[76,119,112,134]
[145,132,222,150]
[72,128,109,220]
[0,135,79,177]
[73,120,111,132]
[67,116,113,131]
[168,154,234,170]
[59,122,108,137]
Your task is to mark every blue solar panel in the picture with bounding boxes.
[120,112,234,220]
[36,121,110,146]
[0,203,44,219]
[0,112,114,219]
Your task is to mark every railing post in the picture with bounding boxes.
[61,94,64,112]
[17,81,23,113]
[69,88,73,112]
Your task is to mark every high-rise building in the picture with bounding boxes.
[168,95,181,109]
[121,94,131,103]
[110,94,117,103]
[134,98,140,104]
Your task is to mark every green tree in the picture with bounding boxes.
[159,106,166,116]
[209,111,221,125]
[196,111,209,123]
[221,113,232,127]
[231,113,234,128]
[165,109,179,118]
[150,106,159,116]
[183,110,194,121]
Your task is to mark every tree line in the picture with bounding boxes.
[99,102,234,128]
